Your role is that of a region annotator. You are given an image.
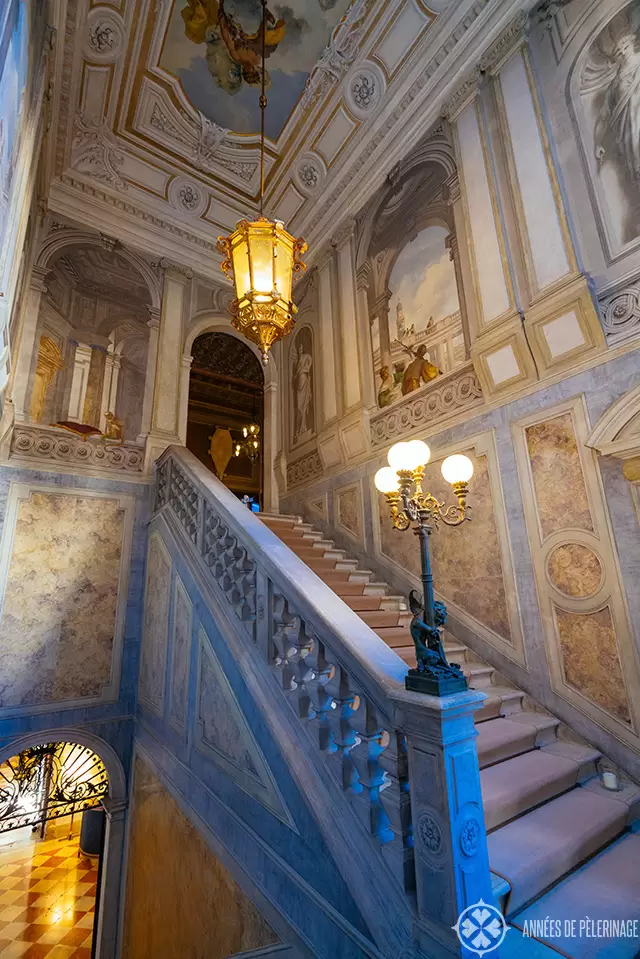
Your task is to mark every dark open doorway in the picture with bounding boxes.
[186,332,264,509]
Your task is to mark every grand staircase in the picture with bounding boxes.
[260,512,640,956]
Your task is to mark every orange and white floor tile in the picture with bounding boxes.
[0,823,98,959]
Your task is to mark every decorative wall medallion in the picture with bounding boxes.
[345,61,385,119]
[599,285,640,343]
[417,811,443,856]
[546,543,603,599]
[85,10,125,62]
[168,177,208,217]
[294,153,326,196]
[459,815,481,857]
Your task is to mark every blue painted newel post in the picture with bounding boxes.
[392,687,497,959]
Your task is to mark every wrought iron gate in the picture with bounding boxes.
[0,742,109,832]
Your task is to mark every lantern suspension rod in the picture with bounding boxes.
[259,0,267,216]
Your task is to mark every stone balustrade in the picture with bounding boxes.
[154,447,494,959]
[8,423,145,474]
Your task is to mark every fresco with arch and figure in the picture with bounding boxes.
[371,225,465,408]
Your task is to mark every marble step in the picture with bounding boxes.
[357,609,413,629]
[331,580,389,597]
[290,545,345,560]
[476,714,560,768]
[463,664,496,688]
[475,686,526,722]
[509,832,640,959]
[342,594,408,612]
[305,557,360,573]
[481,744,601,832]
[488,783,640,915]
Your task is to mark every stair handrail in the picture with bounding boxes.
[153,446,495,959]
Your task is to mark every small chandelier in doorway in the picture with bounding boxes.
[217,0,307,364]
[235,422,261,462]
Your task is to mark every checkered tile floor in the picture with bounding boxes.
[0,828,97,958]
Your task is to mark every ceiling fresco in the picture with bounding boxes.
[160,0,351,140]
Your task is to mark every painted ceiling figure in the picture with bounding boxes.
[181,0,286,94]
[594,32,640,180]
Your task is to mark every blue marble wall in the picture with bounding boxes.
[127,511,379,959]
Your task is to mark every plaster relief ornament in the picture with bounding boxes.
[71,114,127,191]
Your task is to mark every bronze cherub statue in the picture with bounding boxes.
[405,590,468,695]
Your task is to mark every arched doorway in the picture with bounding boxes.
[0,732,126,959]
[186,332,265,508]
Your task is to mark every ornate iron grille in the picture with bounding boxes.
[0,742,109,833]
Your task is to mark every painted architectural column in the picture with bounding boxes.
[138,307,160,441]
[67,343,93,422]
[177,352,192,445]
[487,32,605,377]
[444,175,476,357]
[333,221,361,412]
[316,247,338,426]
[356,263,375,409]
[446,75,537,399]
[372,290,393,376]
[445,230,472,360]
[11,265,50,422]
[146,267,190,466]
[96,796,127,959]
[392,687,495,959]
[99,352,121,431]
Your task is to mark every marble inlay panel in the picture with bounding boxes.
[168,575,192,731]
[546,543,603,598]
[525,413,593,538]
[122,755,279,959]
[556,605,631,724]
[378,452,512,642]
[0,490,126,709]
[337,484,362,539]
[139,534,171,715]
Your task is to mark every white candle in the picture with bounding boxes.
[602,771,618,791]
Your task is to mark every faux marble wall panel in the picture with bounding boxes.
[337,484,362,539]
[555,606,630,724]
[0,490,126,709]
[168,575,192,730]
[122,755,280,959]
[525,413,593,538]
[138,534,171,715]
[377,451,512,642]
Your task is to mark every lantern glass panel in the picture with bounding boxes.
[230,231,251,303]
[248,230,274,296]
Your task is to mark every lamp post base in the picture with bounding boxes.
[405,669,469,696]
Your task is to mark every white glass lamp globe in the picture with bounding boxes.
[406,439,431,469]
[441,454,474,485]
[374,467,400,494]
[387,442,413,472]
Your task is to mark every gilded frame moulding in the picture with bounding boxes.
[0,483,136,718]
[371,428,527,668]
[512,395,640,748]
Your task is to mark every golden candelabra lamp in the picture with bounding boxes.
[234,422,261,462]
[375,440,474,695]
[217,0,307,363]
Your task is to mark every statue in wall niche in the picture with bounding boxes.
[103,412,124,443]
[399,343,440,396]
[292,333,313,442]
